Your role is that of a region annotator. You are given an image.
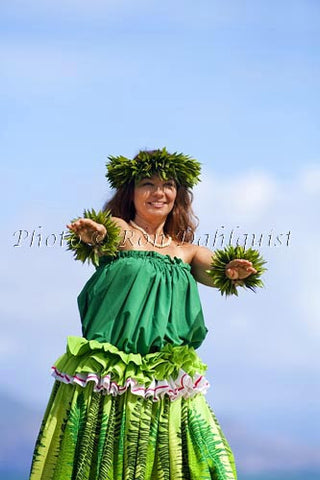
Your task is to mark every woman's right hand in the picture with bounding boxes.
[67,218,107,245]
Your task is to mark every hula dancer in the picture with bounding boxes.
[29,148,266,480]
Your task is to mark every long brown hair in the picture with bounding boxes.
[103,181,198,243]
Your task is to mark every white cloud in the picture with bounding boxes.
[300,164,320,195]
[194,170,277,225]
[194,166,320,344]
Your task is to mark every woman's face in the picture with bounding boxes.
[133,175,177,220]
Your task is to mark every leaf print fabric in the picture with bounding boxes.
[30,382,236,480]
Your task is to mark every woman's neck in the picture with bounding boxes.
[132,214,166,235]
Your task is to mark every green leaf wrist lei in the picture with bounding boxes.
[65,209,121,267]
[206,245,267,296]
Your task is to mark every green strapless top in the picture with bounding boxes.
[77,250,208,355]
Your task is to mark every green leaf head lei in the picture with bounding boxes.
[106,147,201,189]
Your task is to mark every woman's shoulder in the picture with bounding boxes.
[111,216,130,229]
[169,242,212,266]
[170,242,195,264]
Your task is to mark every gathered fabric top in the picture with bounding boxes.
[77,250,208,355]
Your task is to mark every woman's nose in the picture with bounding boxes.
[152,185,165,194]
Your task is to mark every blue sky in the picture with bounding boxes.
[1,0,320,476]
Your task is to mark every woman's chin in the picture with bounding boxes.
[146,206,172,216]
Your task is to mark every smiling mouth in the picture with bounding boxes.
[148,202,167,207]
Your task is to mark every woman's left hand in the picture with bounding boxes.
[225,259,257,281]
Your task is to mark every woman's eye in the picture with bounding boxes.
[140,181,175,189]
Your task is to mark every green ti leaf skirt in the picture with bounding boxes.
[29,337,237,480]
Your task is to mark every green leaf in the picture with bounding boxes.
[206,245,267,296]
[106,148,201,189]
[66,209,121,266]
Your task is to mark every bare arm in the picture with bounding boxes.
[190,246,218,287]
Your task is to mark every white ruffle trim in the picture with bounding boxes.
[51,366,210,402]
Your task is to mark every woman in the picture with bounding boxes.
[29,149,261,480]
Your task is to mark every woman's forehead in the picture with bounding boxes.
[138,174,176,183]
